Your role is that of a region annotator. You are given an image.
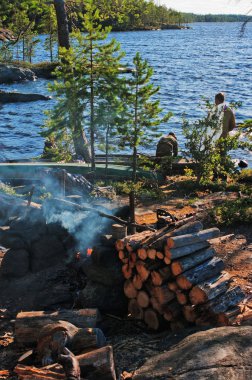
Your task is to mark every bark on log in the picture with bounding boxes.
[124,280,138,299]
[189,272,231,305]
[202,286,245,314]
[149,221,203,251]
[128,299,144,320]
[166,241,210,261]
[77,346,116,380]
[176,257,225,290]
[15,309,99,345]
[171,247,215,276]
[167,228,220,249]
[116,231,153,252]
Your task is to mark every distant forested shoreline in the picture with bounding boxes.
[0,0,250,36]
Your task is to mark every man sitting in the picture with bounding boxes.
[156,132,178,158]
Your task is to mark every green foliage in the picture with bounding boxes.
[42,0,126,166]
[119,52,172,181]
[182,99,241,183]
[209,198,252,226]
[0,182,17,196]
[238,169,252,183]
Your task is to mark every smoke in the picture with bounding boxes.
[0,166,116,253]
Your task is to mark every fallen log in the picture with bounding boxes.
[167,228,220,249]
[128,298,144,320]
[171,247,215,276]
[15,309,99,345]
[189,272,231,305]
[176,257,225,290]
[165,241,210,261]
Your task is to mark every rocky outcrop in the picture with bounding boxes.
[0,90,51,103]
[0,63,36,83]
[133,326,252,380]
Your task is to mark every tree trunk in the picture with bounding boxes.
[73,123,92,162]
[53,0,70,49]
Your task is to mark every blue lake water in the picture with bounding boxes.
[0,22,251,165]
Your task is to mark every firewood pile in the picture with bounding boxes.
[12,309,117,380]
[116,219,245,330]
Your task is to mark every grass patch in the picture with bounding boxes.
[209,198,252,226]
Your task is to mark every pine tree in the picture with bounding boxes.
[120,52,172,182]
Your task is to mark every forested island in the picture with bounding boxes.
[0,0,251,39]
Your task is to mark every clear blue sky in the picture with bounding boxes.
[157,1,251,15]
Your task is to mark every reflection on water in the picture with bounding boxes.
[0,23,251,165]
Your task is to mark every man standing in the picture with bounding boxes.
[214,92,236,138]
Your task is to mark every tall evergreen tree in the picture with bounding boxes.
[119,52,172,182]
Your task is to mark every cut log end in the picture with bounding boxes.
[144,309,160,330]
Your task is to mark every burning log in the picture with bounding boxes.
[189,272,232,305]
[167,228,220,249]
[176,257,225,290]
[171,247,215,276]
[15,309,100,345]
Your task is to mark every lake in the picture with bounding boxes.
[0,22,251,165]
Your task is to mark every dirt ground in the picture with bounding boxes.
[0,183,251,379]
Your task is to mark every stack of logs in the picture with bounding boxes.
[116,219,245,330]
